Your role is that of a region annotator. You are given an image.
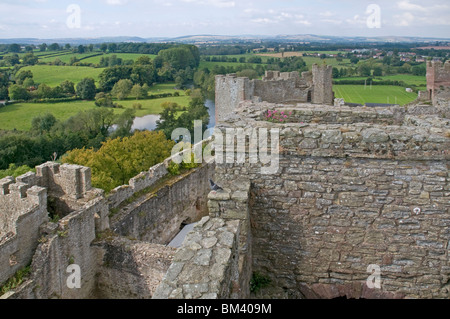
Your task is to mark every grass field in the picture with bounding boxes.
[333,85,418,105]
[338,74,426,86]
[38,52,100,64]
[199,61,264,69]
[19,65,105,86]
[302,56,352,70]
[38,52,157,65]
[0,83,190,131]
[81,53,157,64]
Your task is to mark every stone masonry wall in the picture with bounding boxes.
[1,140,216,299]
[214,102,449,299]
[110,161,215,245]
[312,64,334,105]
[152,217,242,299]
[215,66,333,123]
[427,61,450,103]
[0,177,48,287]
[153,179,252,299]
[94,237,176,299]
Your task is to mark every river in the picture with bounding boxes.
[131,99,216,132]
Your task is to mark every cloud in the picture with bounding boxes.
[105,0,129,5]
[248,8,311,26]
[394,0,450,26]
[180,0,235,8]
[394,12,416,26]
[397,0,426,12]
[320,11,334,17]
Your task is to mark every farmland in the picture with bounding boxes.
[0,83,189,131]
[38,52,157,64]
[19,65,105,86]
[333,85,418,105]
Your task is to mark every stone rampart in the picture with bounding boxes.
[212,101,449,299]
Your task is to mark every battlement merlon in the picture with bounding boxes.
[263,71,301,81]
[427,60,450,70]
[426,60,450,102]
[0,172,44,200]
[36,162,92,200]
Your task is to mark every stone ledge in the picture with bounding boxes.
[152,217,240,299]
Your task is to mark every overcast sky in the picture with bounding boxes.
[0,0,449,39]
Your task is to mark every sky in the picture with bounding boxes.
[0,0,449,39]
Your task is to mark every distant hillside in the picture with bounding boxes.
[0,34,449,45]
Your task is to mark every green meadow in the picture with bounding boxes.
[0,83,190,131]
[18,65,105,86]
[38,52,157,64]
[333,85,418,106]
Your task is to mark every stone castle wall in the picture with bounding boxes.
[110,160,214,245]
[0,176,48,287]
[153,179,252,299]
[427,61,450,103]
[215,65,333,123]
[213,101,449,299]
[0,140,216,299]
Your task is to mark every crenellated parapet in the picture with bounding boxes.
[36,162,92,200]
[215,64,333,124]
[426,60,450,103]
[0,173,48,287]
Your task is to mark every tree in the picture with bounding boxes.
[8,84,30,100]
[63,108,116,139]
[358,64,372,77]
[94,92,119,108]
[156,89,209,141]
[60,80,75,95]
[39,43,48,52]
[110,108,136,138]
[31,113,57,134]
[131,84,147,100]
[373,66,383,77]
[135,55,152,65]
[131,64,156,86]
[48,43,60,51]
[4,54,20,66]
[8,44,21,53]
[35,83,54,99]
[25,46,34,53]
[350,56,359,64]
[65,43,71,50]
[98,66,132,91]
[16,70,33,85]
[69,56,79,66]
[412,65,426,76]
[157,45,200,71]
[76,78,96,100]
[332,67,340,79]
[62,130,174,192]
[111,79,133,100]
[108,43,117,53]
[100,43,108,53]
[23,77,35,89]
[156,102,183,139]
[77,45,85,54]
[22,53,38,66]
